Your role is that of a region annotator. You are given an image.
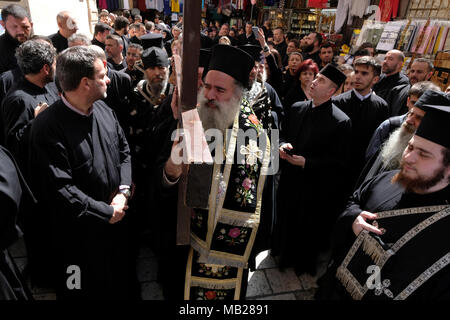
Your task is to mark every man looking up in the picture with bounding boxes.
[274,64,351,276]
[302,32,322,67]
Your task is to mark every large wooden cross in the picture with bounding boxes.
[176,1,202,245]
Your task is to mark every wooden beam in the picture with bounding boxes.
[176,0,201,245]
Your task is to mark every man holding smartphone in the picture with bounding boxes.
[273,64,352,277]
[238,21,259,46]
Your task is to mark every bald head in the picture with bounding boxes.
[382,49,405,76]
[56,11,78,38]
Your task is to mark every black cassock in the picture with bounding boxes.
[0,146,33,300]
[273,99,352,274]
[29,99,134,299]
[373,72,409,102]
[385,83,410,117]
[333,90,389,191]
[1,77,59,172]
[0,31,20,74]
[48,31,68,53]
[317,171,450,300]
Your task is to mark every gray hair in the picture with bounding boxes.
[16,40,56,75]
[106,34,123,47]
[1,4,30,22]
[409,81,441,98]
[57,46,98,92]
[68,33,92,47]
[145,21,155,32]
[88,44,107,61]
[128,43,143,53]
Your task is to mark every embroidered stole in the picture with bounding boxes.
[337,205,450,300]
[184,98,271,300]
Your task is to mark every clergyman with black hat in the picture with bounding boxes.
[357,81,441,188]
[272,63,352,277]
[317,90,450,300]
[127,45,175,242]
[159,44,272,300]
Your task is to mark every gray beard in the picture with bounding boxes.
[244,80,263,106]
[197,87,242,132]
[145,69,169,98]
[257,68,267,84]
[380,123,415,170]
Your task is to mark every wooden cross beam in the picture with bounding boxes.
[176,0,201,245]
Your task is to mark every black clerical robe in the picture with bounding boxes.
[126,81,174,236]
[373,72,409,102]
[91,38,105,51]
[1,77,59,173]
[107,57,127,71]
[121,67,143,88]
[49,31,68,53]
[104,67,133,130]
[273,99,352,273]
[283,82,308,115]
[302,50,321,68]
[28,99,133,299]
[332,90,389,190]
[0,31,20,74]
[0,146,33,300]
[385,83,410,117]
[317,171,450,300]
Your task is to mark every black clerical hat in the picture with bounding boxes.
[208,44,254,87]
[142,46,169,69]
[415,91,450,149]
[199,48,211,68]
[319,63,347,88]
[238,44,262,63]
[414,89,450,111]
[140,33,164,50]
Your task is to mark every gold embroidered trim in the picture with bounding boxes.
[337,206,450,300]
[395,253,450,300]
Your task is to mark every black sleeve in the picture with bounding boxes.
[304,118,352,172]
[1,96,34,157]
[116,112,132,187]
[30,121,114,222]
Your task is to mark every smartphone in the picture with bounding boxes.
[252,26,259,39]
[283,147,296,156]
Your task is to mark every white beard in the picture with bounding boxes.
[380,122,415,170]
[197,87,242,131]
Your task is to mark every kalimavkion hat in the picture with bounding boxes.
[140,33,164,50]
[141,46,169,69]
[319,63,347,88]
[238,44,263,63]
[207,44,254,87]
[415,91,450,149]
